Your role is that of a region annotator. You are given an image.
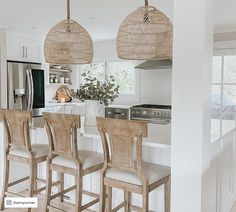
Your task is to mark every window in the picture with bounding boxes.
[80,63,105,83]
[211,55,236,140]
[80,61,137,97]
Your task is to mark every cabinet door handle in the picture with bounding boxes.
[22,46,25,58]
[26,47,28,58]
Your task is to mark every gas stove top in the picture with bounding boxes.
[133,104,171,109]
[131,104,171,124]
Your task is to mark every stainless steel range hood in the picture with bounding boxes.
[135,58,172,70]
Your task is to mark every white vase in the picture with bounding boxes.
[84,100,104,125]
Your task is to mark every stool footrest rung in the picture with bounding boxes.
[35,180,60,194]
[50,185,77,200]
[5,191,25,198]
[112,201,126,212]
[81,198,100,210]
[82,190,100,199]
[129,205,143,212]
[48,205,66,212]
[36,178,46,183]
[8,176,29,187]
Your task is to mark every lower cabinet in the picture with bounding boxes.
[45,104,85,115]
[45,105,74,114]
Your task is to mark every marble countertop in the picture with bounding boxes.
[80,122,171,149]
[105,104,132,109]
[46,101,85,106]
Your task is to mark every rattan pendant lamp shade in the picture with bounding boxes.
[116,0,173,60]
[44,0,93,64]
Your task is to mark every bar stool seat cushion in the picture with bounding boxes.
[52,150,104,170]
[9,144,49,158]
[105,162,170,186]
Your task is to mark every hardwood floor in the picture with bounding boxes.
[1,193,96,212]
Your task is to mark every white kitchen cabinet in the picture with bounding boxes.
[7,34,42,63]
[53,105,66,114]
[46,105,75,114]
[45,103,85,115]
[64,105,74,114]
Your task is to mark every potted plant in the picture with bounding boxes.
[70,73,119,125]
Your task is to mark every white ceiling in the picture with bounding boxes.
[0,0,235,40]
[214,0,236,32]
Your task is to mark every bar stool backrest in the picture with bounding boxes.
[96,117,147,175]
[43,112,80,159]
[0,109,32,150]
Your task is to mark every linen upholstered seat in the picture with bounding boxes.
[106,162,170,186]
[9,144,49,159]
[52,150,103,170]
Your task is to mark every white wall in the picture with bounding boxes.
[140,69,172,105]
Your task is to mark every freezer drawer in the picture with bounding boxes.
[105,107,130,120]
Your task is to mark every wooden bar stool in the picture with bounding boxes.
[43,112,104,212]
[0,109,49,212]
[97,117,171,212]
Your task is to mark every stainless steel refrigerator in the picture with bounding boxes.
[7,61,45,117]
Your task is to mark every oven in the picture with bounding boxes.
[105,107,130,120]
[130,104,171,125]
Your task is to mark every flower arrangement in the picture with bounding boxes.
[70,73,120,106]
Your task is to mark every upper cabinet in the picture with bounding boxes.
[7,33,43,63]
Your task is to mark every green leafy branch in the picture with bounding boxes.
[70,73,119,106]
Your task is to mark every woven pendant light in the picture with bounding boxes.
[116,0,173,60]
[44,0,93,64]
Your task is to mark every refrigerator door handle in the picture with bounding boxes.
[22,46,25,58]
[29,69,34,110]
[26,69,32,111]
[7,63,14,108]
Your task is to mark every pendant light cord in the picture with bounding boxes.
[145,0,148,6]
[67,0,70,21]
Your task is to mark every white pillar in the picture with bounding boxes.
[171,0,214,211]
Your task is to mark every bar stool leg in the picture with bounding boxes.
[33,164,38,194]
[142,186,149,212]
[44,161,52,212]
[164,177,171,212]
[75,171,83,212]
[106,186,112,212]
[58,172,64,202]
[124,191,131,212]
[0,158,10,210]
[28,160,36,212]
[99,174,106,212]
